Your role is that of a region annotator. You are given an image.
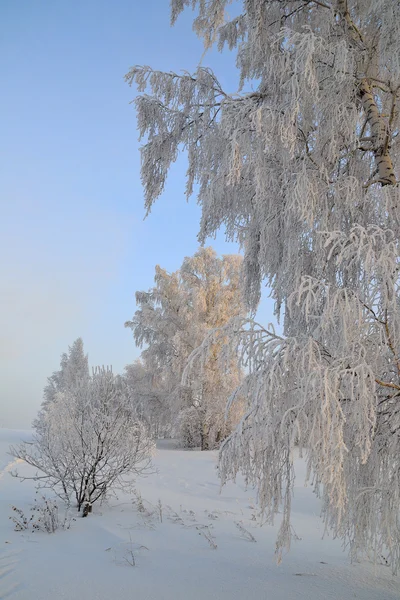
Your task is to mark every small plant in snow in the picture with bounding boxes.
[10,495,73,533]
[196,525,217,549]
[180,506,196,521]
[132,489,146,514]
[157,499,163,523]
[132,490,158,519]
[114,534,149,567]
[234,521,256,543]
[123,534,136,567]
[36,495,74,532]
[10,506,29,531]
[290,525,302,542]
[166,507,184,525]
[131,491,159,530]
[31,495,61,533]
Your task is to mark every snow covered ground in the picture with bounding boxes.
[0,429,398,600]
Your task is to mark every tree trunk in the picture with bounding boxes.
[200,423,210,451]
[215,429,222,445]
[337,0,396,186]
[358,80,396,186]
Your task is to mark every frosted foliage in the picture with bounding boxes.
[178,406,202,448]
[124,359,173,439]
[125,247,246,449]
[41,338,89,412]
[128,1,400,571]
[13,366,153,510]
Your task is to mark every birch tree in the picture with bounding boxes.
[125,247,246,449]
[127,1,400,570]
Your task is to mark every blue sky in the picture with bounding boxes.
[1,0,274,428]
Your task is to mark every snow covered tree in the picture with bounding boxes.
[125,247,246,449]
[41,338,89,411]
[179,248,246,448]
[13,355,153,513]
[127,1,400,570]
[126,264,191,441]
[123,359,172,439]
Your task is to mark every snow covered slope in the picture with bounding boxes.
[0,430,397,599]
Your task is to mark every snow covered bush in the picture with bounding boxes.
[12,346,154,513]
[127,0,400,572]
[178,406,202,448]
[10,494,73,533]
[30,495,67,532]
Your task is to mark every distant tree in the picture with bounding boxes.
[42,338,89,411]
[125,247,246,449]
[127,1,400,571]
[13,355,153,513]
[123,359,172,439]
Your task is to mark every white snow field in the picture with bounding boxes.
[0,429,398,600]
